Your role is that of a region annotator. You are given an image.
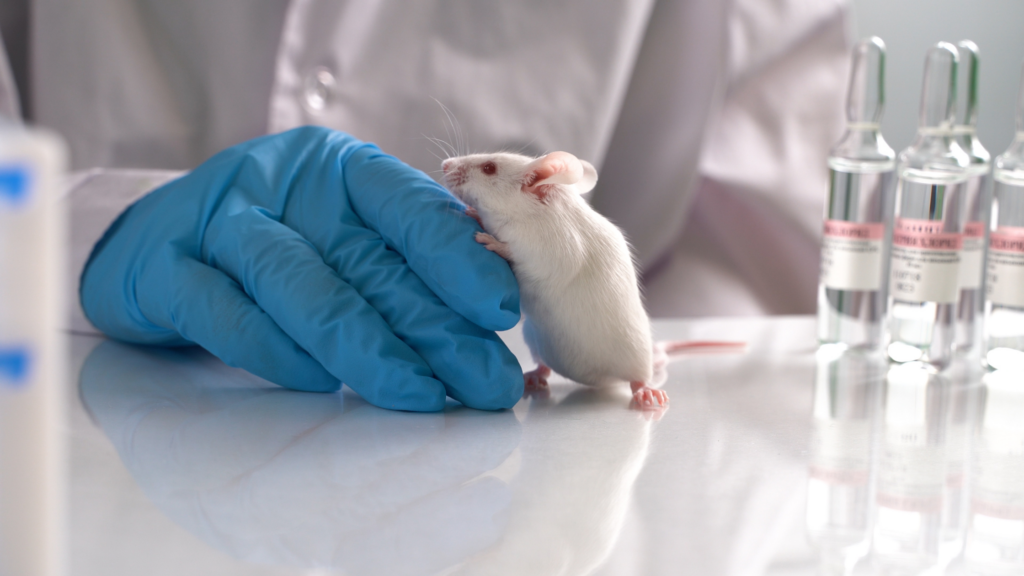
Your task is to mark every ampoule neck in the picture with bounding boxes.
[994,133,1024,180]
[901,133,969,166]
[900,43,970,178]
[955,41,981,132]
[916,42,959,133]
[830,126,894,167]
[993,62,1024,180]
[952,41,989,167]
[829,37,893,172]
[953,129,991,167]
[845,37,886,126]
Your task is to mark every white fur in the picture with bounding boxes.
[442,152,653,387]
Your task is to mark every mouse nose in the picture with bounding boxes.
[442,159,452,174]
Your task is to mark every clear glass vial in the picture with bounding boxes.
[887,43,971,369]
[952,41,992,356]
[818,37,896,351]
[983,61,1024,371]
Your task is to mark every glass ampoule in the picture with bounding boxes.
[953,41,992,356]
[984,62,1024,372]
[818,37,896,351]
[887,43,971,369]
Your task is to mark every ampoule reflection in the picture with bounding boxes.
[869,364,950,575]
[937,360,984,570]
[805,348,885,576]
[956,370,1024,574]
[984,60,1024,371]
[818,37,895,351]
[887,43,971,369]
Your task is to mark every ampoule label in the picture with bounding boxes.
[820,220,884,290]
[987,226,1024,308]
[958,221,986,290]
[890,218,962,304]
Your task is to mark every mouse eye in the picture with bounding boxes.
[480,161,497,176]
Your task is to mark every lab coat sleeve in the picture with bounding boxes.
[63,169,184,334]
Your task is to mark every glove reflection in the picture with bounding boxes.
[80,341,521,574]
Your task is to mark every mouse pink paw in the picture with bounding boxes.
[630,381,669,409]
[523,365,551,399]
[475,232,512,261]
[524,364,551,388]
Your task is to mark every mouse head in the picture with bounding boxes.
[441,151,598,219]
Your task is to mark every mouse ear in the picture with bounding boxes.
[522,152,584,193]
[574,160,598,194]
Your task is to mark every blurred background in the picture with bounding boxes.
[5,1,1024,162]
[851,0,1024,154]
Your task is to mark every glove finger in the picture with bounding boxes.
[203,206,448,412]
[141,254,340,392]
[314,220,523,410]
[336,143,520,331]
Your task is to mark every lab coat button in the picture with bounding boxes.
[303,67,336,113]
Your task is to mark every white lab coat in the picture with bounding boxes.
[33,0,850,322]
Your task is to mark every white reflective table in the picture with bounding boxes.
[65,317,1022,576]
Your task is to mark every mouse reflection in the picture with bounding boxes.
[454,386,653,576]
[80,341,654,575]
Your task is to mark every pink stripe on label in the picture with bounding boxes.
[893,218,963,251]
[823,219,884,240]
[964,221,986,238]
[990,226,1024,253]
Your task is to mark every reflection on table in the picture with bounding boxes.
[806,348,1024,576]
[79,340,654,575]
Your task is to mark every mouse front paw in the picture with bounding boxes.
[465,206,484,228]
[475,232,513,262]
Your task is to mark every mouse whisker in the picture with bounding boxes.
[421,134,457,160]
[431,98,457,155]
[432,97,467,157]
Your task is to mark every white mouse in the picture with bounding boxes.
[441,151,668,407]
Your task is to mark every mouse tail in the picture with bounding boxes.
[656,340,748,357]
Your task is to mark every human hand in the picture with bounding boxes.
[81,127,522,411]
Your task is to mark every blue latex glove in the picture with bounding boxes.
[81,127,523,411]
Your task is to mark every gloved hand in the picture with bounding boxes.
[81,127,523,411]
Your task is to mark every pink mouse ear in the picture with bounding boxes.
[575,160,598,194]
[523,151,584,191]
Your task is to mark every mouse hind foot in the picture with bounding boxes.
[523,364,551,398]
[630,381,668,409]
